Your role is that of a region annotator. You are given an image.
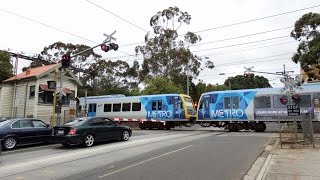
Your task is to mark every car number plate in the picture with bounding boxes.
[58,130,64,135]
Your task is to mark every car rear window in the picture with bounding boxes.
[64,118,87,126]
[0,120,11,127]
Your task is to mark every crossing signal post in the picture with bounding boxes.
[54,31,118,125]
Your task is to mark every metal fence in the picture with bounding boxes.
[279,115,320,148]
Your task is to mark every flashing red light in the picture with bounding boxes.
[279,96,288,105]
[101,43,110,52]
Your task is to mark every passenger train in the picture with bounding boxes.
[197,82,320,132]
[79,94,196,130]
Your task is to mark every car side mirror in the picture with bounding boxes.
[46,123,51,128]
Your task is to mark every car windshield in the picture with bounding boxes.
[64,118,87,126]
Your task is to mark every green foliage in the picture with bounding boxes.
[0,50,13,82]
[291,12,320,79]
[190,81,228,101]
[141,76,184,95]
[135,6,213,89]
[224,75,271,90]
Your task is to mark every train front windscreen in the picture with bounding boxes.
[183,96,196,118]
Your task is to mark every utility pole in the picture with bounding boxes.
[186,70,190,95]
[51,68,58,125]
[56,68,64,125]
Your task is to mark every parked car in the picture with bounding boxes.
[0,118,53,150]
[53,117,132,147]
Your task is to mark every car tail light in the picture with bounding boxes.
[68,128,77,135]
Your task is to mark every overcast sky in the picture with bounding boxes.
[1,0,319,87]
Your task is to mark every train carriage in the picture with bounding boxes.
[79,94,196,130]
[197,82,320,132]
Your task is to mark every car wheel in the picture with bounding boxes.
[83,134,95,147]
[121,130,130,141]
[3,137,17,150]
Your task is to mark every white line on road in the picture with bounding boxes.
[98,144,194,178]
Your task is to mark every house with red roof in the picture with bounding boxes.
[0,64,82,124]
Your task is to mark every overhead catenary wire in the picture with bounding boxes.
[192,36,289,53]
[106,26,294,59]
[0,8,135,57]
[191,4,320,34]
[85,4,320,47]
[105,39,296,62]
[85,0,151,34]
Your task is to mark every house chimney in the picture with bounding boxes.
[26,69,31,75]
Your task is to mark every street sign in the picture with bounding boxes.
[287,105,300,116]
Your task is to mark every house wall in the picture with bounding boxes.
[15,80,37,118]
[0,84,14,118]
[36,73,78,125]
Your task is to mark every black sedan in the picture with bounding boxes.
[0,118,53,150]
[53,117,132,147]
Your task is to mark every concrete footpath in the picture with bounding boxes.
[244,138,320,180]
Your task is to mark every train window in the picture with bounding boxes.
[299,95,311,107]
[152,101,157,110]
[132,102,141,111]
[158,101,162,110]
[224,97,231,109]
[122,103,131,111]
[104,104,112,112]
[113,103,121,112]
[199,100,203,110]
[254,96,271,108]
[232,96,239,109]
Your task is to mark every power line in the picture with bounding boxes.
[85,0,149,34]
[192,26,292,47]
[192,4,320,34]
[97,3,320,47]
[0,8,135,57]
[198,65,299,79]
[193,36,289,53]
[117,26,293,49]
[106,31,293,60]
[198,40,296,57]
[106,39,296,62]
[214,53,294,67]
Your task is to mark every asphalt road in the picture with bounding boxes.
[0,129,275,180]
[63,133,272,180]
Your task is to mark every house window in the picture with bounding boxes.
[30,86,35,97]
[38,86,74,105]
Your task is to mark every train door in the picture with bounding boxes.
[224,96,240,119]
[173,96,181,119]
[151,100,163,119]
[88,103,97,117]
[198,95,210,120]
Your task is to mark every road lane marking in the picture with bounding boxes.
[99,144,194,178]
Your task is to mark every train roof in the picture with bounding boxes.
[79,93,189,100]
[202,82,320,95]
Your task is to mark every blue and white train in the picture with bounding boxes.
[197,82,320,132]
[79,94,196,130]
